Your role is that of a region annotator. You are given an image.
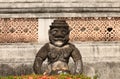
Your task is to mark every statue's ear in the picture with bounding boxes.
[48,29,50,35]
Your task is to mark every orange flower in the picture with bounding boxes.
[28,76,33,79]
[38,76,48,79]
[66,77,72,79]
[48,76,55,79]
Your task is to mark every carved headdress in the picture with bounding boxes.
[50,20,69,29]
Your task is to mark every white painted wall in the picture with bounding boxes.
[38,19,54,44]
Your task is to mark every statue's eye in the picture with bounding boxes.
[62,30,67,35]
[51,30,57,35]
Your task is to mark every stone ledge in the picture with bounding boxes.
[0,0,120,17]
[0,42,120,63]
[1,7,120,14]
[0,3,120,8]
[1,13,120,18]
[0,0,120,3]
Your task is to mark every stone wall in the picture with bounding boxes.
[0,42,120,79]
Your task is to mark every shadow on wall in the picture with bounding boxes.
[0,64,33,76]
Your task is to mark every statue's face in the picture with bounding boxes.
[49,27,70,47]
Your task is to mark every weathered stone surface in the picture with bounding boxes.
[0,0,120,17]
[0,0,119,2]
[1,62,120,79]
[0,42,120,79]
[0,64,33,76]
[83,62,120,79]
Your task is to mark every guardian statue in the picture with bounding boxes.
[33,20,83,75]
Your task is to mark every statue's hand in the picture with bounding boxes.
[76,68,82,74]
[43,72,48,75]
[75,60,83,74]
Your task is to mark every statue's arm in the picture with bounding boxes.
[33,43,49,74]
[71,45,83,74]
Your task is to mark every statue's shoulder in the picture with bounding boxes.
[68,42,76,49]
[43,43,49,47]
[36,43,50,57]
[40,43,50,50]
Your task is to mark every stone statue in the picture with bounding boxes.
[33,20,83,75]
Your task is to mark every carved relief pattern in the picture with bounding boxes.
[64,17,120,42]
[0,17,120,43]
[0,18,38,43]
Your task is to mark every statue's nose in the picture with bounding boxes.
[55,31,64,38]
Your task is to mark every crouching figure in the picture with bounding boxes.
[33,20,83,75]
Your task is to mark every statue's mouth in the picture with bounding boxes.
[53,37,65,41]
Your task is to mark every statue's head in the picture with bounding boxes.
[49,20,71,47]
